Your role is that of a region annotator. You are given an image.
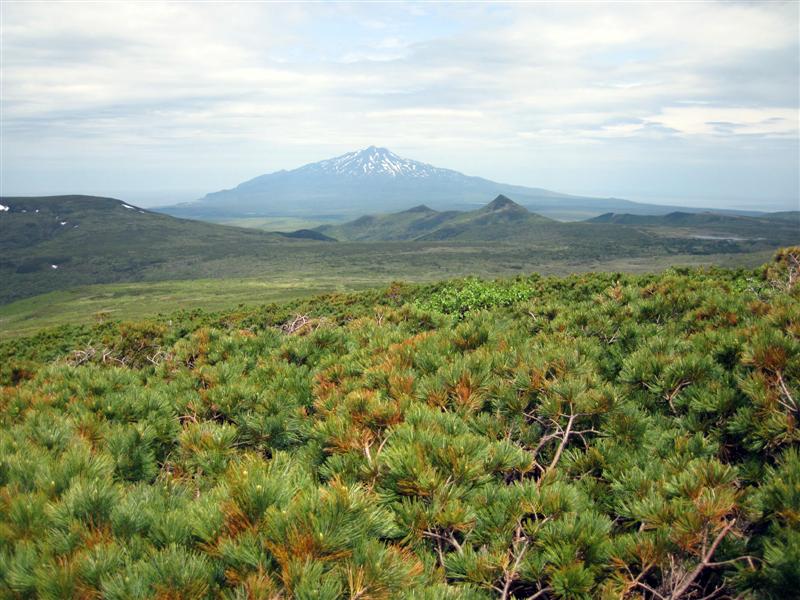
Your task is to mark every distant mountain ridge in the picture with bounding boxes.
[590,211,800,226]
[315,195,629,243]
[158,146,764,221]
[588,210,800,240]
[2,194,796,309]
[315,195,800,245]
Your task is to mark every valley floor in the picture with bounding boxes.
[0,249,775,339]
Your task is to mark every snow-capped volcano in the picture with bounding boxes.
[159,146,676,220]
[301,146,445,178]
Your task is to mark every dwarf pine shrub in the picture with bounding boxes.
[0,249,798,598]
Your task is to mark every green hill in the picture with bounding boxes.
[316,195,799,249]
[315,195,570,242]
[0,195,311,304]
[3,195,796,313]
[313,204,463,241]
[758,211,800,222]
[0,250,797,599]
[277,229,337,241]
[415,195,555,241]
[588,210,800,241]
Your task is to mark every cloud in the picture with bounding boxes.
[1,1,797,207]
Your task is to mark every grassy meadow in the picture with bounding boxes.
[210,216,339,232]
[0,249,776,339]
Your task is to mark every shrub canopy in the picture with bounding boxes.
[1,249,798,599]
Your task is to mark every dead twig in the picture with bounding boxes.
[282,314,310,334]
[669,519,737,600]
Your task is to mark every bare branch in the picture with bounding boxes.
[670,519,737,600]
[776,371,798,415]
[545,413,576,474]
[500,524,529,600]
[282,314,311,335]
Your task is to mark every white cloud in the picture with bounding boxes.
[0,1,797,207]
[657,107,798,137]
[366,108,484,119]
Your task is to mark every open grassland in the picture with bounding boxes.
[0,278,369,339]
[0,249,776,339]
[210,216,339,231]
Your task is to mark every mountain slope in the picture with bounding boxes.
[0,195,309,304]
[158,146,756,221]
[316,195,553,242]
[0,195,280,252]
[588,211,800,243]
[760,211,800,222]
[315,196,799,252]
[313,204,462,241]
[417,195,556,241]
[316,195,646,245]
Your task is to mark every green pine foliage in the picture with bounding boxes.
[0,248,798,599]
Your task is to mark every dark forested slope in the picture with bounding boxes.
[0,196,312,304]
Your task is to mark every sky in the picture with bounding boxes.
[1,1,798,210]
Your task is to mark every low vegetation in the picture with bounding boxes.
[0,248,797,599]
[316,196,799,245]
[2,196,796,308]
[0,196,293,305]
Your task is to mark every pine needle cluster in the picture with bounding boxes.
[1,248,798,599]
